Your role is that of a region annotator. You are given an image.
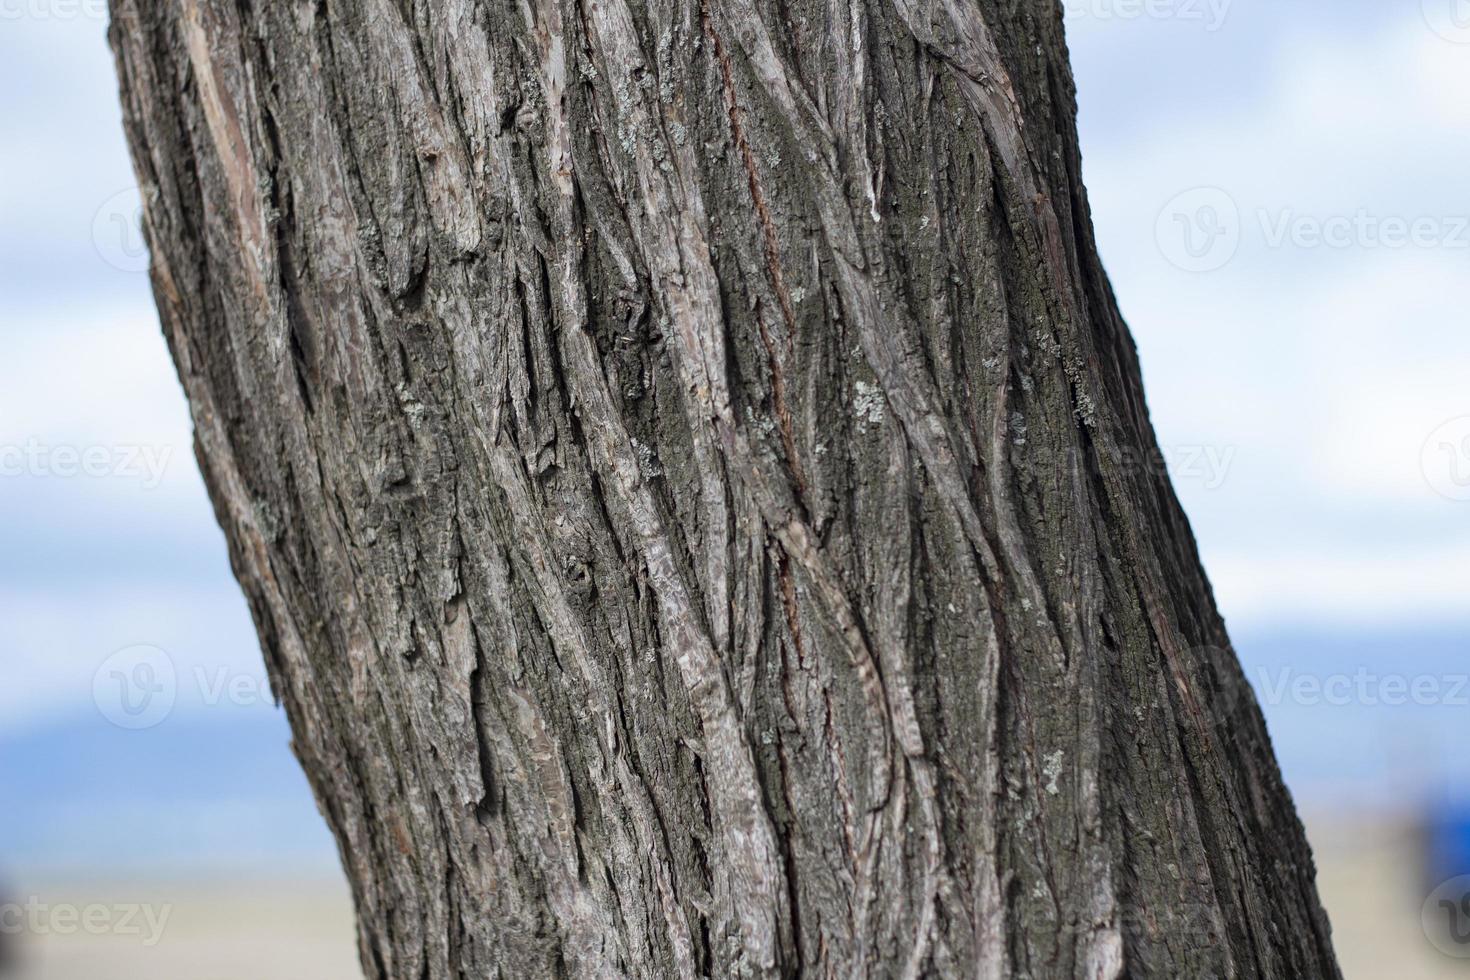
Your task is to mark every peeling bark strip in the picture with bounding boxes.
[108,0,1340,975]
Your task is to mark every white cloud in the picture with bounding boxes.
[1208,542,1470,629]
[0,581,266,735]
[0,303,188,447]
[1073,7,1470,629]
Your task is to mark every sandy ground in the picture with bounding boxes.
[1310,819,1470,980]
[4,877,360,980]
[6,820,1466,977]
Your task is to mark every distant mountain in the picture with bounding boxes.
[2,626,1464,876]
[1233,624,1470,812]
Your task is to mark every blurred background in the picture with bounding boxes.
[2,0,1467,976]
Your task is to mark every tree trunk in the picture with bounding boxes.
[107,0,1340,975]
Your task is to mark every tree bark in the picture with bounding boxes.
[107,0,1340,975]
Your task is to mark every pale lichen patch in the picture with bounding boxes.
[1043,751,1064,796]
[853,381,886,430]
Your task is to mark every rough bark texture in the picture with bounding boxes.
[108,0,1340,975]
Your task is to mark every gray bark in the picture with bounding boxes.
[107,0,1340,976]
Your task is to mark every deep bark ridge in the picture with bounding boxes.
[108,0,1340,975]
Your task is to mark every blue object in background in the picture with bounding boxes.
[1423,796,1470,889]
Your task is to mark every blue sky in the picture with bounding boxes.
[0,1,1466,871]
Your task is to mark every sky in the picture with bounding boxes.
[1069,0,1470,629]
[0,0,1467,872]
